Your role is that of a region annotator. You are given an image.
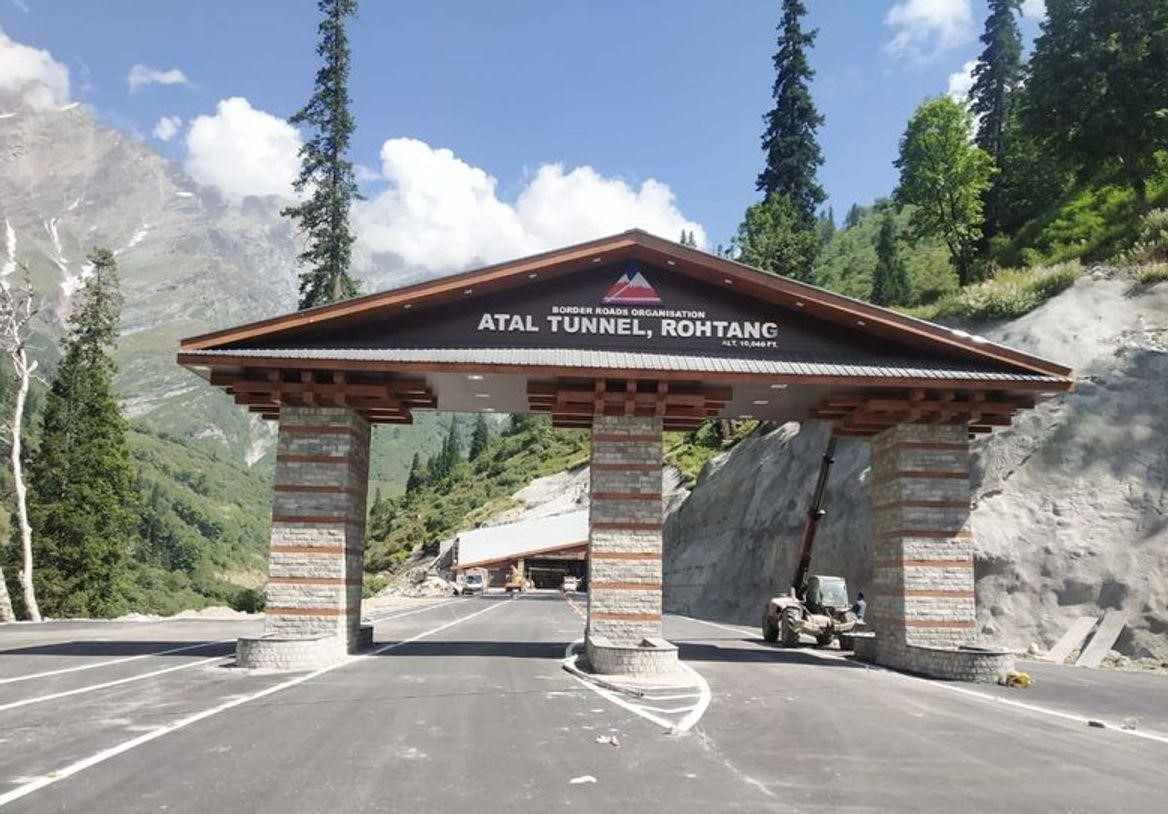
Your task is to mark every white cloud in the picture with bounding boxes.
[947,59,977,102]
[352,138,705,277]
[885,0,975,61]
[183,97,301,202]
[151,114,182,141]
[127,63,190,93]
[0,27,70,110]
[1021,0,1046,21]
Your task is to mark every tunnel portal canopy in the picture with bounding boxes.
[178,230,1072,435]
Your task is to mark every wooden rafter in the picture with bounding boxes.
[809,389,1034,438]
[216,368,435,425]
[527,379,730,432]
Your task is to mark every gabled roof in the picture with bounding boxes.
[179,229,1071,383]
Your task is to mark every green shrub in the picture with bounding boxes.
[1123,209,1168,264]
[1135,263,1168,285]
[906,261,1081,322]
[362,572,391,599]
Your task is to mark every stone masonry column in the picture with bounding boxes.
[237,406,371,669]
[868,423,976,671]
[584,415,677,675]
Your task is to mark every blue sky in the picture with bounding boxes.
[1,0,1043,271]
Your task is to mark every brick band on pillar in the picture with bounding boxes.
[264,406,371,652]
[869,424,976,666]
[586,415,665,646]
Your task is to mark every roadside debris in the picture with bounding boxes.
[569,775,598,785]
[1000,671,1032,688]
[594,735,621,747]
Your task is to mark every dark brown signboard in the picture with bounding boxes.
[243,261,980,367]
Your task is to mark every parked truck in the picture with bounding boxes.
[762,435,864,647]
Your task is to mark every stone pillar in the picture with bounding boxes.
[237,406,371,669]
[585,415,677,674]
[869,423,976,669]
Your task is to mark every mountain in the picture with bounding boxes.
[0,94,448,491]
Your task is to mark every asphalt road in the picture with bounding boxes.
[0,594,1163,813]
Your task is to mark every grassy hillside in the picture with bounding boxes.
[123,427,273,614]
[814,201,956,306]
[365,417,590,572]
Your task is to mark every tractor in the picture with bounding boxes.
[762,435,864,648]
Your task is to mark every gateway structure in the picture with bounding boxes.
[178,230,1072,675]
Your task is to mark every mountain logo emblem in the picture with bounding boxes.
[601,265,662,305]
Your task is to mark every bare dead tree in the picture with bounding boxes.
[0,267,43,621]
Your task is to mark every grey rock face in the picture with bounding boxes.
[664,277,1168,660]
[0,95,297,453]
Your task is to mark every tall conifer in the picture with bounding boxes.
[28,249,134,617]
[468,414,490,461]
[970,0,1023,237]
[282,0,362,309]
[970,0,1023,162]
[870,213,910,306]
[756,0,825,225]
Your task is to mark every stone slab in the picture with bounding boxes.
[1042,616,1098,664]
[1075,609,1126,669]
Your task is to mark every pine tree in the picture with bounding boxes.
[1023,0,1168,210]
[468,414,490,460]
[844,203,865,229]
[282,0,362,309]
[405,452,425,494]
[28,249,135,618]
[970,0,1023,161]
[438,418,462,477]
[970,0,1023,237]
[756,0,826,225]
[870,213,910,306]
[678,229,698,248]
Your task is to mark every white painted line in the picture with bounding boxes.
[0,639,236,685]
[639,703,703,714]
[669,615,756,639]
[670,614,847,664]
[672,613,1168,746]
[675,660,712,732]
[0,656,226,713]
[917,678,1168,746]
[0,600,457,688]
[560,639,712,734]
[641,692,702,701]
[363,598,459,623]
[0,599,507,808]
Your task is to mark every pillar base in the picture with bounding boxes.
[585,635,679,676]
[853,633,1015,683]
[236,624,374,670]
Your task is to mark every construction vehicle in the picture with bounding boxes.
[504,563,527,594]
[762,435,864,648]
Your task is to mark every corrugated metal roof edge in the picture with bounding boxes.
[183,347,1065,383]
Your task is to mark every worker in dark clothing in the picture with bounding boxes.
[852,591,866,620]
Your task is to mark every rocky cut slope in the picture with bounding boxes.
[663,273,1168,660]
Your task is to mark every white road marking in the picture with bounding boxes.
[0,600,456,687]
[561,639,712,734]
[363,598,459,623]
[0,598,507,808]
[0,656,226,713]
[918,680,1168,746]
[671,614,1168,746]
[0,639,236,685]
